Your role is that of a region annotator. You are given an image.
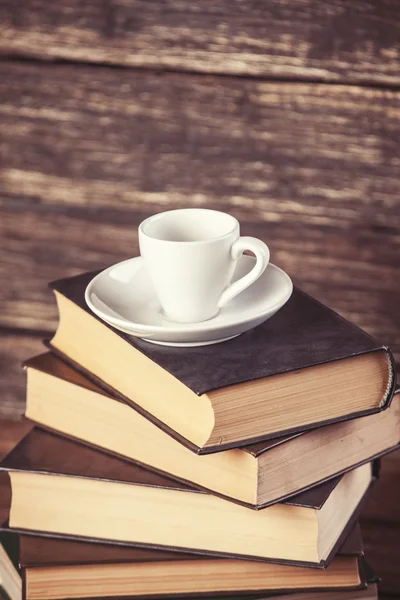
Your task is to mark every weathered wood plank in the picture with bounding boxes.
[0,61,399,356]
[0,1,399,85]
[361,451,400,596]
[0,333,43,418]
[362,451,400,526]
[0,417,32,460]
[362,522,400,596]
[0,61,399,226]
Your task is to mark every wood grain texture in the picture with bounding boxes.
[0,61,399,359]
[363,522,400,596]
[1,61,400,224]
[361,452,400,597]
[0,1,399,85]
[0,333,43,418]
[0,417,32,460]
[361,451,400,525]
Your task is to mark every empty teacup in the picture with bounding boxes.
[138,208,270,323]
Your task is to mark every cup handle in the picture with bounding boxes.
[218,237,270,309]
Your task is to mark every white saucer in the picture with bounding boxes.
[85,256,293,347]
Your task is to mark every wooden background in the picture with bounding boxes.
[0,1,399,595]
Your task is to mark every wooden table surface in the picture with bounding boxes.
[0,1,399,596]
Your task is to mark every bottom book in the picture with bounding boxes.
[20,585,379,600]
[19,526,369,600]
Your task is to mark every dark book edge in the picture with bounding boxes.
[0,432,191,494]
[18,523,363,568]
[21,569,26,600]
[0,426,345,510]
[371,459,381,480]
[0,587,13,600]
[44,341,397,455]
[0,534,19,573]
[0,522,328,569]
[361,559,380,585]
[0,474,12,533]
[0,471,375,569]
[245,430,306,456]
[0,537,20,600]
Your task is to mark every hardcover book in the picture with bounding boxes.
[21,588,379,600]
[0,427,375,567]
[19,525,366,599]
[48,270,395,453]
[25,354,400,508]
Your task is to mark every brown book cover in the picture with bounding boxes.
[18,528,366,599]
[18,527,368,599]
[47,270,395,453]
[0,428,377,568]
[19,524,364,567]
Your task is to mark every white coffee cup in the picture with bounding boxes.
[138,208,270,323]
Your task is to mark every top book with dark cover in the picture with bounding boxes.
[48,269,395,453]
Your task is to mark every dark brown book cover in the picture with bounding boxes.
[19,523,364,568]
[50,272,394,396]
[48,271,396,454]
[0,427,345,510]
[0,431,377,569]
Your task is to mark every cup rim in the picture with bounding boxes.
[139,208,239,244]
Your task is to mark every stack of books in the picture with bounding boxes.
[0,269,398,600]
